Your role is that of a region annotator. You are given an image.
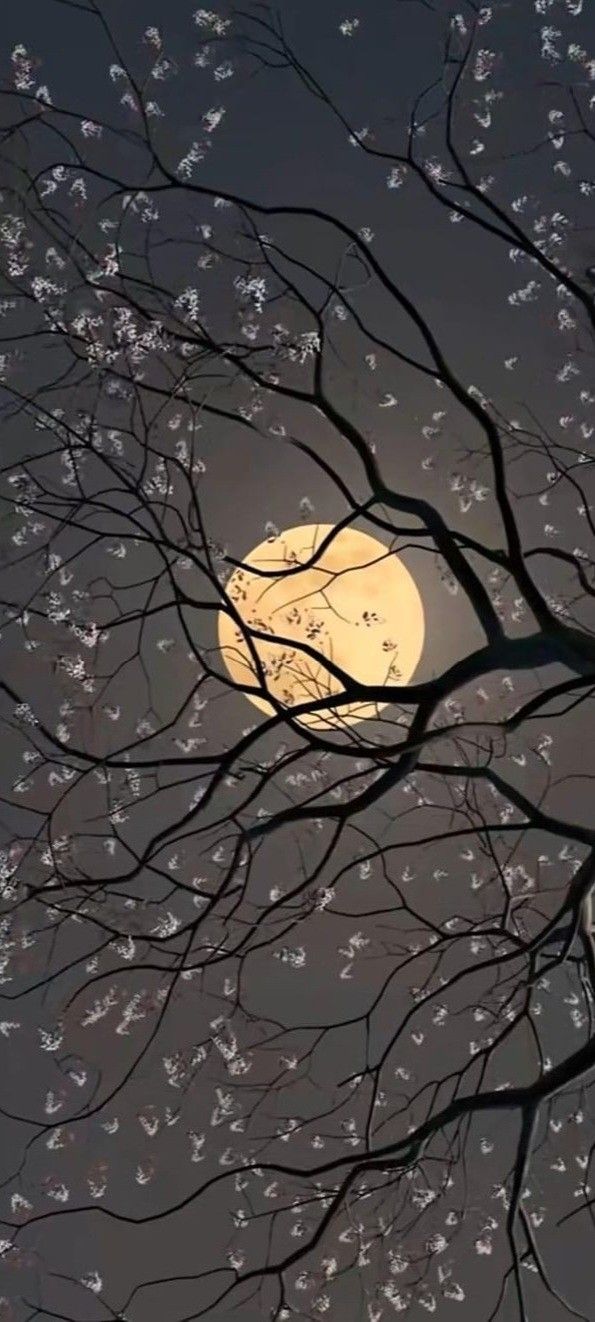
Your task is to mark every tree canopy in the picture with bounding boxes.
[1,2,595,1319]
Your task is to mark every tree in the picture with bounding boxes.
[1,1,595,1318]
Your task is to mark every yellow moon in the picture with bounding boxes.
[217,524,425,730]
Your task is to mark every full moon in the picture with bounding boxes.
[217,523,425,730]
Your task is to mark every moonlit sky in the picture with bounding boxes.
[2,2,595,1319]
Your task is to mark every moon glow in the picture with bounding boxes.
[218,524,425,730]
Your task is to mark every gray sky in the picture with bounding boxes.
[1,2,595,1320]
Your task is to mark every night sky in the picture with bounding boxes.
[1,2,595,1320]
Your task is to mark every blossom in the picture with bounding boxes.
[339,18,360,36]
